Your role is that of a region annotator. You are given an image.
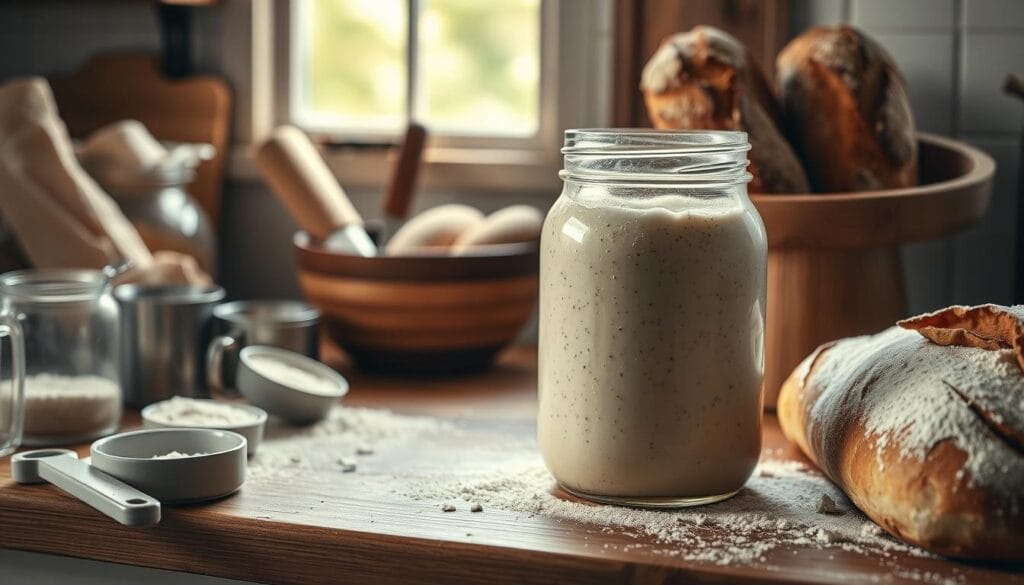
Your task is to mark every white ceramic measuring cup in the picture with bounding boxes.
[141,399,267,456]
[11,428,247,526]
[236,345,349,424]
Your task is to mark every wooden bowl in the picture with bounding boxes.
[294,233,539,375]
[752,133,995,407]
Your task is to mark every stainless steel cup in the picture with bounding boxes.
[206,300,320,393]
[114,284,225,408]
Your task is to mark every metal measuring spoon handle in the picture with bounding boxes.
[12,449,161,527]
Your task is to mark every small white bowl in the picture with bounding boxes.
[236,345,349,424]
[141,398,267,456]
[90,428,247,503]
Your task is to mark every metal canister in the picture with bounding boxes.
[206,300,320,392]
[114,284,225,408]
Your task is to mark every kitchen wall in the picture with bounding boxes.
[0,0,568,302]
[793,0,1024,311]
[1,0,1021,312]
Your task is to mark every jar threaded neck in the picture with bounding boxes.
[560,129,752,186]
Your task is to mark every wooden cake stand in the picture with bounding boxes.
[752,133,995,407]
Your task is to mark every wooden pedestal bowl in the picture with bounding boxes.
[753,133,995,407]
[294,233,539,375]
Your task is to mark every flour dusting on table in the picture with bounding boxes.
[247,406,457,480]
[243,406,965,582]
[397,454,934,568]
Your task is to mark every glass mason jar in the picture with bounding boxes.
[0,269,121,446]
[0,308,25,457]
[538,130,767,507]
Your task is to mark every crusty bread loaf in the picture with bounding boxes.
[640,26,810,194]
[778,305,1024,561]
[777,26,918,192]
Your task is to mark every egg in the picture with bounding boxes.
[384,204,484,256]
[450,205,544,255]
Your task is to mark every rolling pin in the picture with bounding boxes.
[379,122,427,245]
[254,125,377,256]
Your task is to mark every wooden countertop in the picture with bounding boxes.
[0,346,1020,585]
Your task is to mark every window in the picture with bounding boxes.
[263,0,611,190]
[290,0,542,140]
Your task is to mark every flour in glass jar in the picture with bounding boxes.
[22,374,120,440]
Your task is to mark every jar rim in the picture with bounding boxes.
[561,129,752,186]
[563,129,750,153]
[0,269,106,303]
[113,284,225,305]
[213,300,321,325]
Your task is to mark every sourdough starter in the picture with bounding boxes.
[538,189,766,501]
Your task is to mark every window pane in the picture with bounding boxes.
[417,0,541,136]
[296,0,407,132]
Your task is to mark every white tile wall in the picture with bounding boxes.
[952,136,1020,304]
[959,33,1024,133]
[869,31,956,134]
[963,0,1024,29]
[851,0,957,29]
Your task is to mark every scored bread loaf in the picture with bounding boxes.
[778,305,1024,561]
[640,26,810,194]
[776,25,918,192]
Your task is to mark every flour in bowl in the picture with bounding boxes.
[151,451,209,460]
[146,396,260,427]
[246,355,340,395]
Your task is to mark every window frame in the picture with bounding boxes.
[255,0,611,192]
[282,0,551,148]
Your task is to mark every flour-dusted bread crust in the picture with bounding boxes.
[778,306,1024,561]
[640,26,810,194]
[776,26,918,192]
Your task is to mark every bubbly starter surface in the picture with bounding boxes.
[538,190,767,498]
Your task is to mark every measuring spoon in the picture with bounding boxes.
[12,449,161,526]
[11,428,247,526]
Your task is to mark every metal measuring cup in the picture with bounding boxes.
[114,284,225,408]
[206,300,320,394]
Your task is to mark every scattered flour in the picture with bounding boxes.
[151,451,208,460]
[23,374,120,439]
[245,355,340,396]
[146,396,260,427]
[395,456,926,567]
[242,405,964,580]
[247,406,456,480]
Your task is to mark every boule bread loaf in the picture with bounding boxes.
[776,26,918,192]
[640,26,810,194]
[778,305,1024,561]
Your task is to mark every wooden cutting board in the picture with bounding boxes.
[51,53,232,225]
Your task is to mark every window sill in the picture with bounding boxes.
[227,145,562,193]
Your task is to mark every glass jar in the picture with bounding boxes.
[538,130,767,507]
[0,269,121,445]
[0,308,25,457]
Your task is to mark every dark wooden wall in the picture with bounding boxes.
[612,0,791,127]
